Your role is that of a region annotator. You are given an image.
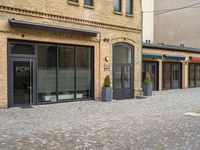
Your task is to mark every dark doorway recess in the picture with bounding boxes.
[143,61,159,91]
[162,62,182,90]
[113,43,134,100]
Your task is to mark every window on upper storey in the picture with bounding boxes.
[126,0,133,14]
[114,0,122,12]
[84,0,93,6]
[68,0,79,3]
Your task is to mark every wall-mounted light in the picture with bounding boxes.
[103,38,109,42]
[105,56,109,62]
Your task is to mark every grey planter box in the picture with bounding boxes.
[102,87,112,102]
[143,84,152,96]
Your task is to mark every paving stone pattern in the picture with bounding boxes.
[0,88,200,150]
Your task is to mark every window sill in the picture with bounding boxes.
[114,11,123,16]
[83,4,94,9]
[125,13,134,18]
[68,1,80,6]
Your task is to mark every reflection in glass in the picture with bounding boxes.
[126,0,133,14]
[58,46,75,100]
[114,0,121,12]
[13,61,32,105]
[84,0,93,5]
[76,47,92,99]
[172,64,180,89]
[189,64,195,87]
[114,44,132,63]
[37,44,57,103]
[115,66,122,88]
[196,65,200,86]
[11,43,35,55]
[163,63,171,90]
[124,66,131,88]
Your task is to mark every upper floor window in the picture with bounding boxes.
[114,0,122,12]
[126,0,133,14]
[84,0,93,6]
[69,0,79,3]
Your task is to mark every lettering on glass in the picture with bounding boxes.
[16,66,30,77]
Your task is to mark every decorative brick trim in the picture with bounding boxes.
[0,5,141,33]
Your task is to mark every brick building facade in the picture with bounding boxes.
[0,0,142,108]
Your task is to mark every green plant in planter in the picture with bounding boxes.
[143,72,152,96]
[144,72,152,85]
[103,75,111,87]
[102,75,112,101]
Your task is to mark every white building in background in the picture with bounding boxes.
[142,0,154,43]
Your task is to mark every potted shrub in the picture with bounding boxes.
[102,75,112,102]
[143,72,152,96]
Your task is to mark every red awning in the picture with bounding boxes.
[191,57,200,61]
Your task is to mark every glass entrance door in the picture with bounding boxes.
[163,63,182,90]
[113,64,132,99]
[113,43,133,100]
[172,64,181,89]
[10,59,35,106]
[143,62,158,91]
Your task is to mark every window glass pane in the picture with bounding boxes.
[126,0,133,14]
[58,46,75,101]
[124,66,131,88]
[189,64,195,87]
[37,44,57,103]
[76,47,92,99]
[172,64,180,89]
[114,0,121,12]
[11,43,35,55]
[114,44,132,63]
[196,65,200,86]
[163,63,171,90]
[84,0,93,5]
[69,0,79,2]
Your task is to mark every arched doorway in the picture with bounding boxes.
[113,43,134,100]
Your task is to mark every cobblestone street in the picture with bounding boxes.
[0,88,200,150]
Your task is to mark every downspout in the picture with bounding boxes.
[98,32,101,100]
[141,7,144,96]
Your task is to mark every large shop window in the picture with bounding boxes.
[189,64,200,88]
[37,44,93,103]
[38,45,57,103]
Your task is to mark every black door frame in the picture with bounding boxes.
[143,61,159,91]
[162,62,182,90]
[113,42,134,100]
[8,57,37,107]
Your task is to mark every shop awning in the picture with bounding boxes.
[143,54,162,59]
[9,19,98,37]
[190,57,200,61]
[163,55,185,61]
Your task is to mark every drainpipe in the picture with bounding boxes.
[140,10,144,96]
[98,32,102,101]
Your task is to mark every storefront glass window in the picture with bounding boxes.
[76,47,92,99]
[37,44,57,103]
[58,46,75,101]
